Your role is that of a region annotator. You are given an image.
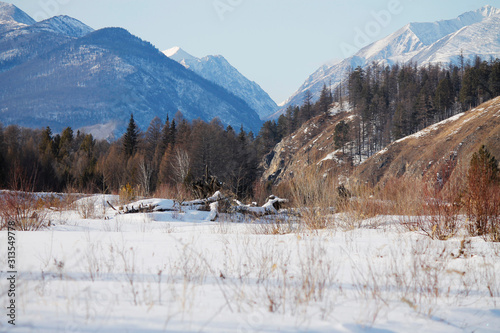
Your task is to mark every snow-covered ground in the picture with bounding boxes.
[1,195,499,332]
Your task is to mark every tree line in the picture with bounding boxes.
[258,56,500,162]
[341,56,500,159]
[1,56,499,197]
[0,112,264,199]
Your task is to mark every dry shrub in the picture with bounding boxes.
[286,170,428,230]
[415,163,468,240]
[373,170,464,238]
[485,188,500,242]
[118,183,147,204]
[252,180,274,207]
[77,196,98,219]
[249,215,296,235]
[339,183,380,221]
[416,185,462,240]
[377,176,426,216]
[296,237,336,304]
[464,146,500,241]
[153,183,193,201]
[0,192,49,231]
[334,177,424,230]
[287,167,337,230]
[338,175,462,235]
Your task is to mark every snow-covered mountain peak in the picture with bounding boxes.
[0,1,35,26]
[164,45,278,119]
[478,4,500,16]
[199,54,230,66]
[278,5,500,117]
[406,6,500,47]
[207,54,224,60]
[34,15,94,37]
[458,5,500,22]
[163,46,197,62]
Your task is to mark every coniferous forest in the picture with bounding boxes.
[1,56,500,198]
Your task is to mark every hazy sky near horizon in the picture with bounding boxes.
[5,0,497,103]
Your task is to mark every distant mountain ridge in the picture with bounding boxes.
[33,15,95,38]
[276,5,500,118]
[0,2,263,137]
[164,46,278,120]
[0,2,36,25]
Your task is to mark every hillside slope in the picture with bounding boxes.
[262,104,354,184]
[262,98,500,187]
[354,97,500,185]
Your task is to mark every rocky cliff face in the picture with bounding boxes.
[262,107,354,184]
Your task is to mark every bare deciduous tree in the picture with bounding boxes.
[171,148,190,184]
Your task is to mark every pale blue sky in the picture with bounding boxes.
[5,0,498,103]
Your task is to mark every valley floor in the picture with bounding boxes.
[1,195,499,332]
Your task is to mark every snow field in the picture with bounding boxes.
[1,196,499,332]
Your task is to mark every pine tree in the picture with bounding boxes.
[123,114,139,157]
[348,66,365,108]
[58,127,74,159]
[334,120,350,154]
[460,67,479,108]
[470,145,499,184]
[489,59,500,97]
[145,116,163,160]
[170,119,177,146]
[319,84,331,115]
[39,126,53,155]
[162,115,171,149]
[434,74,454,118]
[301,90,313,122]
[80,134,95,156]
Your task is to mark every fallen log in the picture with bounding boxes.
[117,192,289,220]
[182,191,225,207]
[233,195,288,216]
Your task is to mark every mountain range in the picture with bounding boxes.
[275,5,500,118]
[2,2,500,138]
[163,46,278,120]
[0,2,263,137]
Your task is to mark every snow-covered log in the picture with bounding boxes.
[118,192,288,219]
[119,192,227,215]
[182,191,225,207]
[207,201,219,221]
[120,199,176,214]
[234,195,288,216]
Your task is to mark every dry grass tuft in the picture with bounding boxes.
[0,191,49,231]
[286,167,337,230]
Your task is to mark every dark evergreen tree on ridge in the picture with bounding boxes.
[123,114,139,157]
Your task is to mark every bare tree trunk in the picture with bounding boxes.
[171,148,190,184]
[139,156,153,196]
